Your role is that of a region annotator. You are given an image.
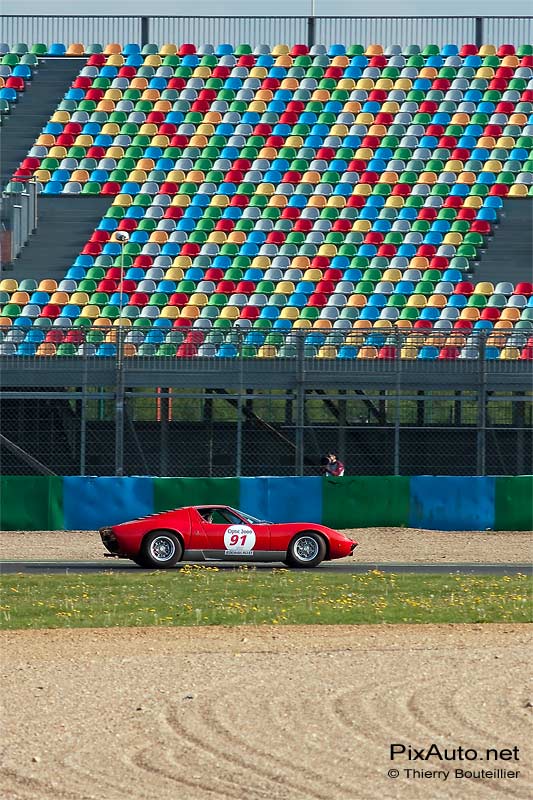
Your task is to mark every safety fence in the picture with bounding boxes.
[0,473,531,531]
[1,15,533,50]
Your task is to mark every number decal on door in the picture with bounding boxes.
[224,525,256,555]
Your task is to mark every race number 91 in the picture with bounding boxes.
[224,524,256,554]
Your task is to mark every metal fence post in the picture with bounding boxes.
[475,17,483,49]
[295,331,305,476]
[393,332,402,476]
[236,331,244,477]
[307,15,316,49]
[477,332,487,476]
[141,16,150,46]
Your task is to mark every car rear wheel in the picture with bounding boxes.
[286,532,326,568]
[139,530,183,569]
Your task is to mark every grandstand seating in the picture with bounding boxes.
[0,46,38,120]
[1,42,533,358]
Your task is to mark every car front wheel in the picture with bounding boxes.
[138,530,183,569]
[286,532,326,568]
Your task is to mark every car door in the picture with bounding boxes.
[199,507,270,561]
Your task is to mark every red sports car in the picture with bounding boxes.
[100,505,357,569]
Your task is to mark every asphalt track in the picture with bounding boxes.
[0,560,531,575]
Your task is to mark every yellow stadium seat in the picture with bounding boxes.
[107,54,125,66]
[479,44,496,55]
[113,194,133,207]
[51,110,70,123]
[401,346,419,359]
[70,292,89,305]
[159,43,178,55]
[293,318,312,329]
[80,305,100,319]
[317,346,337,358]
[258,345,278,358]
[327,196,346,208]
[171,195,191,207]
[189,293,207,307]
[160,306,180,319]
[375,79,393,91]
[483,160,502,173]
[463,196,483,208]
[500,347,520,360]
[251,256,271,269]
[272,44,290,55]
[279,307,299,320]
[509,185,528,197]
[373,319,392,329]
[219,306,239,320]
[48,146,67,158]
[318,244,337,257]
[0,278,18,292]
[165,267,184,281]
[103,89,122,102]
[105,146,124,158]
[443,232,463,246]
[383,269,402,282]
[406,295,427,308]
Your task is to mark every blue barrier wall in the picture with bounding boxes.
[409,476,496,531]
[239,476,322,523]
[1,475,529,531]
[63,476,154,530]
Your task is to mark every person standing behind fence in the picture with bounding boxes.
[323,452,345,477]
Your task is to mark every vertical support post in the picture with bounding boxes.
[236,331,243,477]
[476,333,487,476]
[475,17,483,50]
[307,15,316,50]
[80,361,87,476]
[339,389,346,465]
[393,332,402,476]
[114,237,127,477]
[141,16,150,47]
[295,331,305,476]
[160,389,169,477]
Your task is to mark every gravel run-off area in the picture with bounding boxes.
[1,528,531,799]
[0,527,532,563]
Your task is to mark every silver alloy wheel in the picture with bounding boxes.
[294,536,320,562]
[149,535,176,562]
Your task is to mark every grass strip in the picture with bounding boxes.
[1,568,531,630]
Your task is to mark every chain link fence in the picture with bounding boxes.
[0,328,531,477]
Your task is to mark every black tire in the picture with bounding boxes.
[139,530,183,569]
[286,532,326,568]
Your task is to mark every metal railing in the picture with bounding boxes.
[0,182,38,269]
[0,329,531,477]
[1,15,532,49]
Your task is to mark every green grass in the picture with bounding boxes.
[1,569,531,630]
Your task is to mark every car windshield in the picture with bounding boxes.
[228,507,271,525]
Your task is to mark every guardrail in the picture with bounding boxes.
[1,15,532,49]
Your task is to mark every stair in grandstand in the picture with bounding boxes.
[474,198,533,285]
[0,58,84,186]
[10,196,111,282]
